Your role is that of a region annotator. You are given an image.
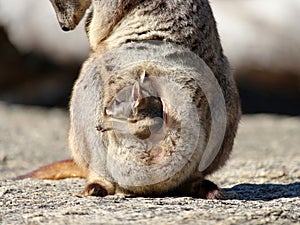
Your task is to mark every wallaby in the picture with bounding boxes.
[19,0,241,199]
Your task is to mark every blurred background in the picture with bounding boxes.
[0,0,299,115]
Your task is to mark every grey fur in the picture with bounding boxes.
[53,0,241,198]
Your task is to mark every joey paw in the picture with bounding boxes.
[96,125,111,132]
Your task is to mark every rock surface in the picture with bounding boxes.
[0,102,299,224]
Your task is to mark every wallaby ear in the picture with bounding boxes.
[132,82,143,107]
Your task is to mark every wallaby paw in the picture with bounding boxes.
[197,179,223,200]
[78,183,109,197]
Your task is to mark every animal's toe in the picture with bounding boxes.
[198,179,222,200]
[206,189,223,200]
[82,183,109,197]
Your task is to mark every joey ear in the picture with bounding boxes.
[161,98,169,126]
[140,70,146,83]
[132,82,143,107]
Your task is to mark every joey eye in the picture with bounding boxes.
[128,118,138,123]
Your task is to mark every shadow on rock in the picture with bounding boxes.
[222,182,300,201]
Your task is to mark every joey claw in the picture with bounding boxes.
[96,125,111,132]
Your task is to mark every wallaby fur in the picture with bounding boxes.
[23,0,241,199]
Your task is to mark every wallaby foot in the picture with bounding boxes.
[176,178,222,199]
[197,179,223,200]
[77,176,116,197]
[80,183,109,197]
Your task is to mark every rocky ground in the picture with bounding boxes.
[0,102,299,224]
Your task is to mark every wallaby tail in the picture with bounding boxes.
[14,159,87,180]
